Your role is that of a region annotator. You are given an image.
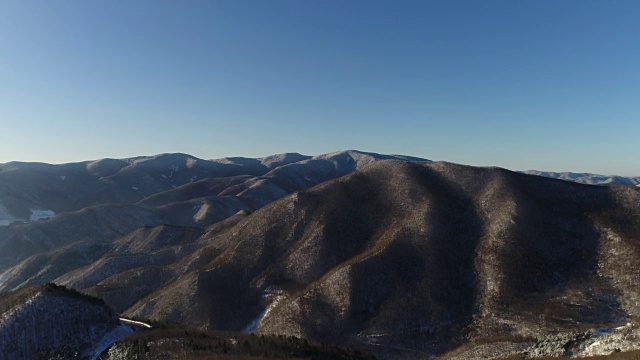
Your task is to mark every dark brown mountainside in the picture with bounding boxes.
[112,160,640,358]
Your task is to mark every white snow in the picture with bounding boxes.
[132,187,139,191]
[243,291,285,333]
[586,341,601,351]
[304,176,312,182]
[0,270,10,288]
[194,203,211,222]
[243,311,266,333]
[0,201,57,225]
[60,175,66,180]
[615,323,632,331]
[119,317,152,328]
[29,209,56,222]
[190,176,197,182]
[87,324,134,360]
[162,174,167,179]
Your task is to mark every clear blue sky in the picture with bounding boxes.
[1,1,638,175]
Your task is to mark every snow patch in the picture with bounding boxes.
[0,270,10,288]
[615,323,632,331]
[132,187,139,191]
[194,203,211,222]
[119,317,152,328]
[29,209,55,221]
[243,289,285,333]
[87,324,134,360]
[60,175,66,180]
[190,176,197,182]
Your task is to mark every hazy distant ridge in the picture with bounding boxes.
[522,170,640,186]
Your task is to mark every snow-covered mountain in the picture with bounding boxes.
[522,170,640,186]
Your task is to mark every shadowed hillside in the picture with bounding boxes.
[0,153,638,358]
[117,160,640,358]
[0,283,128,360]
[0,151,426,275]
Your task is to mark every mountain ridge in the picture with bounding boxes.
[523,170,640,187]
[0,151,639,358]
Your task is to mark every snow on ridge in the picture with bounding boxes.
[0,270,10,288]
[87,324,134,360]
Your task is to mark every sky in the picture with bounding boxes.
[0,1,638,175]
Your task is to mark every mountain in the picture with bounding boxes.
[0,150,429,280]
[1,151,639,358]
[0,284,371,360]
[0,283,131,360]
[522,170,640,187]
[0,152,305,227]
[115,160,640,358]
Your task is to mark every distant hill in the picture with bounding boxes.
[0,152,306,227]
[0,150,427,273]
[522,170,640,186]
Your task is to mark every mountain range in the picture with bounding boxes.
[522,170,640,187]
[0,150,639,359]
